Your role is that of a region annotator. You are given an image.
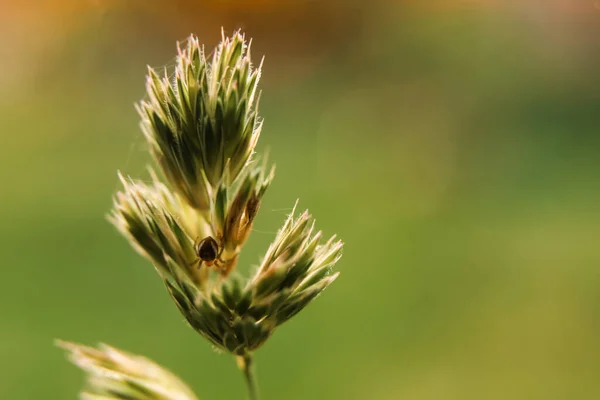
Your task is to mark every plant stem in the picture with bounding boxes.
[237,354,259,400]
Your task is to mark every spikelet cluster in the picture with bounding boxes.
[108,31,343,354]
[57,341,198,400]
[59,31,343,399]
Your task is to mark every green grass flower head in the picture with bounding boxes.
[137,32,263,211]
[57,341,198,400]
[109,30,343,356]
[60,30,343,400]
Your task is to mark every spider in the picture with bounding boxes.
[191,236,224,270]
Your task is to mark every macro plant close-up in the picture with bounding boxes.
[56,31,343,400]
[4,2,600,400]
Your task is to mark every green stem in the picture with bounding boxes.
[237,354,259,400]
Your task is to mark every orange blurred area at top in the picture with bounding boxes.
[2,0,338,24]
[1,0,112,38]
[1,0,359,54]
[2,0,109,19]
[5,0,597,16]
[4,0,596,39]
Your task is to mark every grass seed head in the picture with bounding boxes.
[57,341,198,400]
[108,31,343,355]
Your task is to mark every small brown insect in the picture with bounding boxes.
[195,236,219,266]
[191,235,235,276]
[191,236,229,272]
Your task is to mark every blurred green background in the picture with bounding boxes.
[2,1,600,399]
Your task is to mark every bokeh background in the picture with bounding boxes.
[2,1,600,399]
